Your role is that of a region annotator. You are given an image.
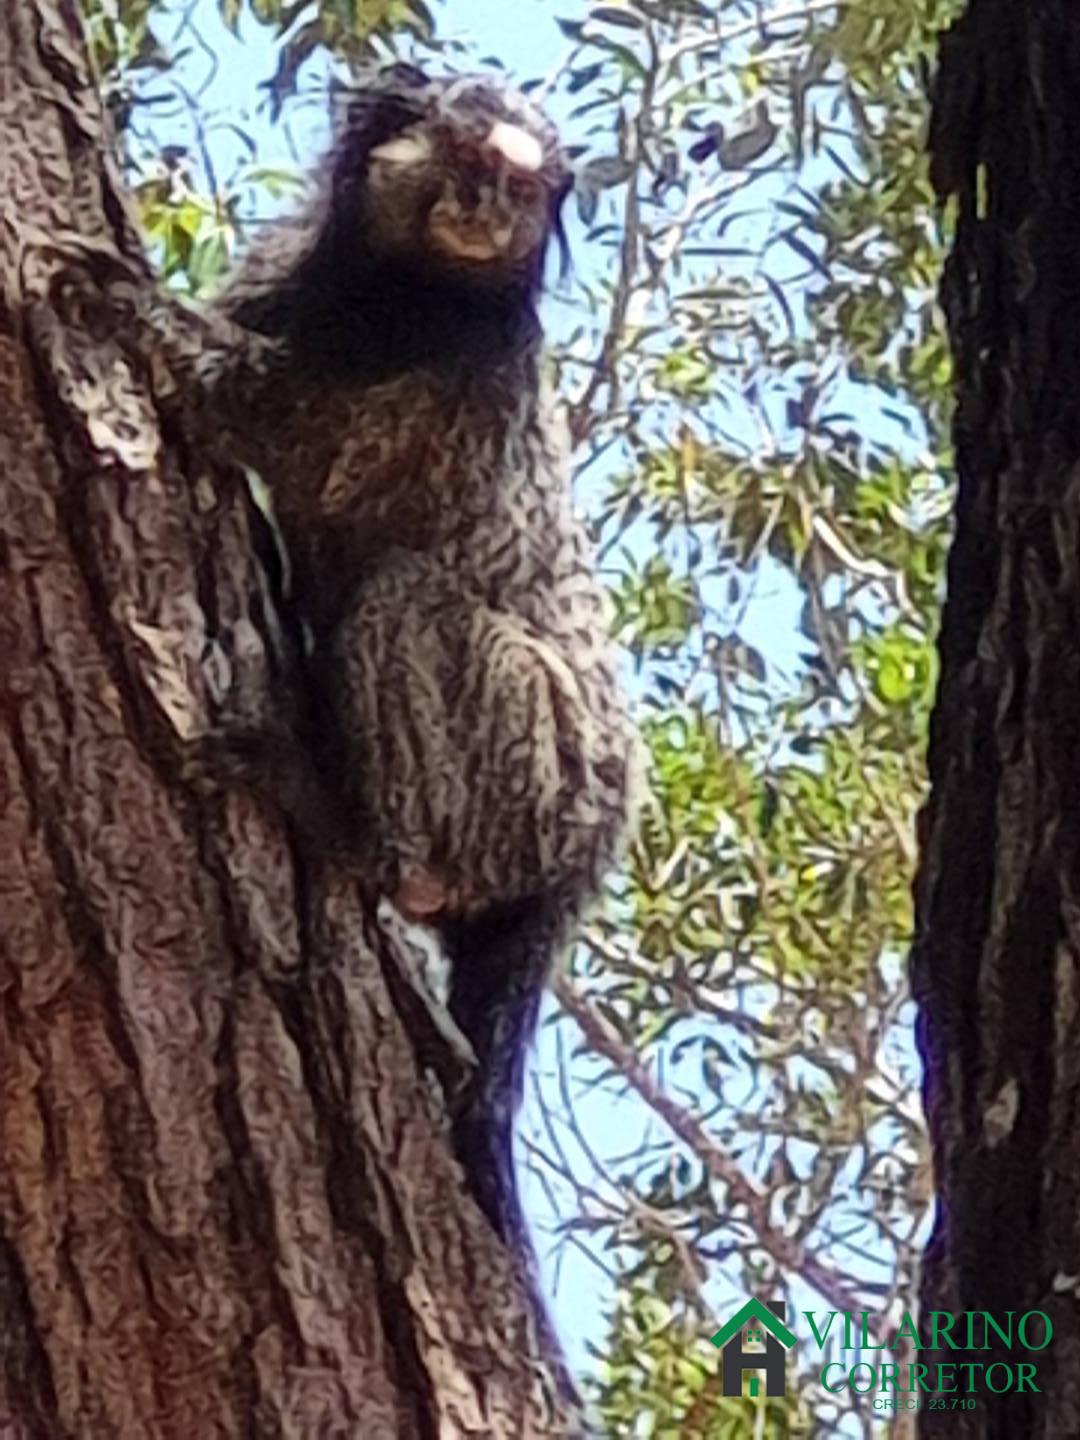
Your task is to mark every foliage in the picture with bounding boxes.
[598,1284,816,1438]
[85,0,963,1433]
[215,0,438,114]
[532,2,959,1434]
[533,1,959,1434]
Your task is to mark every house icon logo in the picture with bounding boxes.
[710,1298,796,1397]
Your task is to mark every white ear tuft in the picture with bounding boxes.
[486,122,544,174]
[370,130,434,166]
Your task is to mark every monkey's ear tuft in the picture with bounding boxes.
[333,64,433,166]
[377,61,431,93]
[343,61,431,108]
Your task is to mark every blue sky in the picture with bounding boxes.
[441,0,572,71]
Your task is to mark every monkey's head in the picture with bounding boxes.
[224,67,569,368]
[331,65,570,291]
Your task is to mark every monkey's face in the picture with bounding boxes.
[352,74,569,284]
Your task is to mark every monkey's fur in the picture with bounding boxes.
[214,66,640,1241]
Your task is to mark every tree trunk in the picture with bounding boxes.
[0,5,573,1436]
[914,1,1080,1433]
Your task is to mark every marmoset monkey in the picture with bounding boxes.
[216,64,641,1237]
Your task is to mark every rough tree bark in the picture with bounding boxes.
[0,5,576,1436]
[913,1,1080,1434]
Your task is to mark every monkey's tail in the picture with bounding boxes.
[444,894,566,1242]
[445,894,580,1405]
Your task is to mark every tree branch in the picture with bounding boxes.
[555,971,879,1325]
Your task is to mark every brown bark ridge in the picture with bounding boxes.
[0,4,579,1436]
[914,1,1080,1434]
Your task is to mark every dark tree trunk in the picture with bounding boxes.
[914,1,1080,1434]
[0,5,573,1436]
